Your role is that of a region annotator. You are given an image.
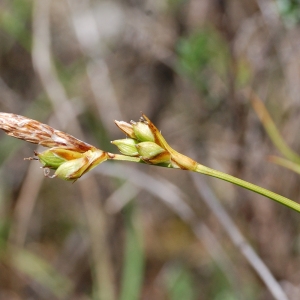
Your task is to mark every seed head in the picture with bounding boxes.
[0,113,94,152]
[0,113,109,180]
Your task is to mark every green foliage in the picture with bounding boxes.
[214,290,237,300]
[235,59,252,89]
[11,249,73,298]
[208,267,237,300]
[275,0,300,25]
[167,0,186,9]
[120,202,144,300]
[176,28,229,87]
[164,263,196,300]
[0,0,32,50]
[176,28,231,109]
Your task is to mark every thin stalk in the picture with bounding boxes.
[108,153,142,163]
[268,155,300,175]
[195,163,300,213]
[1,111,298,214]
[108,151,300,213]
[250,92,300,164]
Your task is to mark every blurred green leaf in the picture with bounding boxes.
[214,290,237,300]
[0,0,32,50]
[176,28,230,108]
[176,28,229,84]
[11,248,73,298]
[275,0,300,26]
[235,59,252,88]
[119,202,144,300]
[251,92,300,164]
[165,264,196,300]
[167,0,187,10]
[269,155,300,175]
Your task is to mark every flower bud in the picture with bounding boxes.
[136,142,171,164]
[114,121,136,139]
[55,156,88,181]
[36,148,83,169]
[132,122,155,142]
[54,150,108,181]
[111,139,139,156]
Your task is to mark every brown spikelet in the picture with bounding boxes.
[0,113,94,152]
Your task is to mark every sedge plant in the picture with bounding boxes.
[0,112,300,213]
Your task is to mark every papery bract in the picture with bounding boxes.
[114,121,136,139]
[54,150,108,181]
[36,148,84,169]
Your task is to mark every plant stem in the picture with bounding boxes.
[195,163,300,213]
[108,153,141,163]
[250,92,300,164]
[108,151,300,213]
[269,156,300,175]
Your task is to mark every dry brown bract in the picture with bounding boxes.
[0,112,94,152]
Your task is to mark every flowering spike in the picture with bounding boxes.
[1,112,300,215]
[114,114,197,170]
[0,112,109,180]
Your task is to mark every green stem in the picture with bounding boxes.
[108,153,142,163]
[269,156,300,175]
[108,151,300,213]
[195,163,300,213]
[251,93,300,164]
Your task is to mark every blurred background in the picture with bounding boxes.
[1,0,300,299]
